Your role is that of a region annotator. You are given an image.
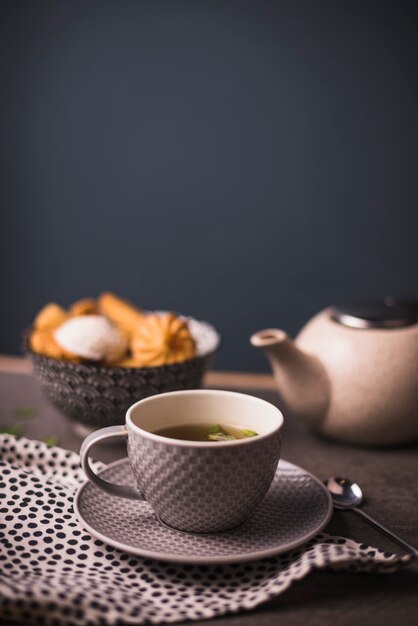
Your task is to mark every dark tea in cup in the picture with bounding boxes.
[153,423,258,441]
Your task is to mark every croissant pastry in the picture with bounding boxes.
[131,313,196,367]
[98,292,144,339]
[30,303,79,360]
[70,298,98,316]
[30,329,80,361]
[34,303,68,330]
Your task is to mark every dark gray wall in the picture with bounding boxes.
[1,0,417,371]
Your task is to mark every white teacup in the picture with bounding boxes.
[80,390,283,533]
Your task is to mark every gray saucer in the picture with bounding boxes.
[74,458,333,564]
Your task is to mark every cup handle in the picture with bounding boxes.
[80,425,145,500]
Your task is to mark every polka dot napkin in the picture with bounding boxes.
[0,435,412,626]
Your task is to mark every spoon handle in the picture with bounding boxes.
[352,507,417,556]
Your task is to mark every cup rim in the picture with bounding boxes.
[125,389,283,448]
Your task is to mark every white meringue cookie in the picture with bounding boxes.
[55,315,128,363]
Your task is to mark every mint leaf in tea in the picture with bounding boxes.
[153,423,258,441]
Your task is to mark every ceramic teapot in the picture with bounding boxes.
[251,299,418,446]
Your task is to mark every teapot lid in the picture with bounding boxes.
[331,298,418,329]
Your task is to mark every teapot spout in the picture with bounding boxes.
[250,329,330,428]
[250,328,289,351]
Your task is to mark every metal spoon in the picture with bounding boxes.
[325,477,417,556]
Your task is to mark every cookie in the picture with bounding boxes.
[70,298,97,316]
[131,312,196,367]
[98,292,144,338]
[54,315,128,363]
[112,356,144,368]
[33,303,68,330]
[29,329,79,361]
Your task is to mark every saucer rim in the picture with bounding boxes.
[74,458,333,564]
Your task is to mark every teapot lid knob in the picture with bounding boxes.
[331,298,418,329]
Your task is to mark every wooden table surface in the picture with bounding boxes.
[0,356,417,626]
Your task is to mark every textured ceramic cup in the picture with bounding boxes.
[80,389,283,533]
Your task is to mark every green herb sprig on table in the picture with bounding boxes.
[0,424,24,436]
[44,435,58,448]
[13,406,39,419]
[0,406,40,440]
